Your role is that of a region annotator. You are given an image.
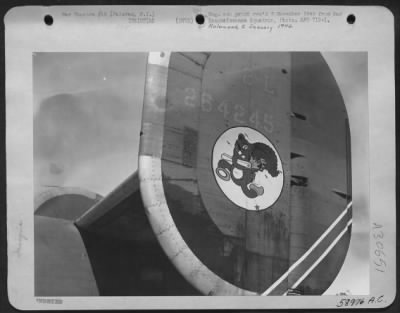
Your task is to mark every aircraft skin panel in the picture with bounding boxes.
[140,52,352,296]
[287,225,352,295]
[198,52,291,215]
[287,208,351,283]
[141,158,254,296]
[196,53,291,293]
[34,51,352,297]
[160,52,292,293]
[75,172,139,231]
[35,187,201,296]
[35,215,99,296]
[139,53,256,295]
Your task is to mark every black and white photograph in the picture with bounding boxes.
[5,5,395,310]
[33,51,368,297]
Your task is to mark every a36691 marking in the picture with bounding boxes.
[372,222,386,273]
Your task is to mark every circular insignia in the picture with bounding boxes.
[140,52,352,295]
[212,127,284,211]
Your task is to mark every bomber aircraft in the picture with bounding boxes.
[34,52,352,296]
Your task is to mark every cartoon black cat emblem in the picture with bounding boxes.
[215,133,281,199]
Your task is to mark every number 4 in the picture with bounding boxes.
[264,113,274,133]
[249,110,260,128]
[217,100,230,119]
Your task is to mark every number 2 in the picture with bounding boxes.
[218,100,230,119]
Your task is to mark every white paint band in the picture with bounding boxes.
[286,219,353,293]
[261,201,352,295]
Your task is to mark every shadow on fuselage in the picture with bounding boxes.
[34,188,199,296]
[77,188,200,296]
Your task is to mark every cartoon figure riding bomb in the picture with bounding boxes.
[215,133,281,199]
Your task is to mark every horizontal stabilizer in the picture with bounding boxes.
[74,172,154,241]
[35,186,102,221]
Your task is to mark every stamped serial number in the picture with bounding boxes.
[36,298,63,304]
[184,89,275,133]
[336,295,384,307]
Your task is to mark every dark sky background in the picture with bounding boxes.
[33,53,146,195]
